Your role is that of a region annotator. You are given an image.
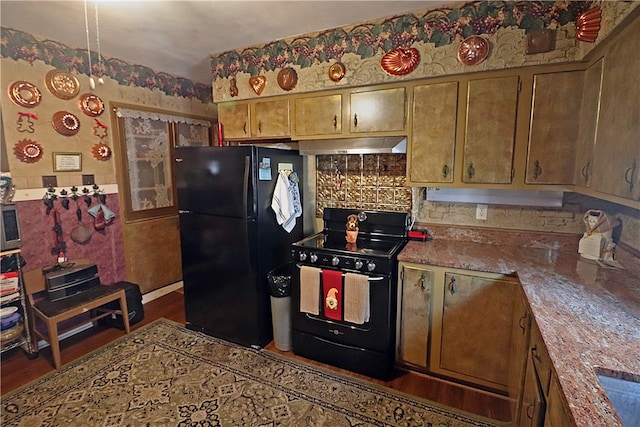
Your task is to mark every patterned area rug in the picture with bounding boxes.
[2,319,505,426]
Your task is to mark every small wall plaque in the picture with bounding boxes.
[526,29,555,54]
[53,152,82,172]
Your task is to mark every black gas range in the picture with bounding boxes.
[290,208,408,380]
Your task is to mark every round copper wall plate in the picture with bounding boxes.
[78,93,105,117]
[45,69,80,100]
[8,81,42,108]
[277,67,298,91]
[52,111,81,136]
[457,36,490,66]
[328,62,346,82]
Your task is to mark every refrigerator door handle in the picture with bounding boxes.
[243,155,250,218]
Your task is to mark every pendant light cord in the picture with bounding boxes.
[83,0,93,80]
[94,0,102,78]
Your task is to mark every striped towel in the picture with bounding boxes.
[343,273,370,324]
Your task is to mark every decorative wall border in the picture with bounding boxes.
[0,27,213,104]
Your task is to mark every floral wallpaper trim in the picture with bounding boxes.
[1,27,213,104]
[211,0,593,79]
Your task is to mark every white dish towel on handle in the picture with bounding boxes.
[271,170,297,232]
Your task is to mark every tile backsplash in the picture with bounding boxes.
[315,154,410,217]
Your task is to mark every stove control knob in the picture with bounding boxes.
[367,261,376,272]
[354,260,364,270]
[332,256,340,266]
[310,253,318,263]
[299,252,307,262]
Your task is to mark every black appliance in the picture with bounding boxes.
[291,208,408,379]
[45,263,100,302]
[175,146,303,348]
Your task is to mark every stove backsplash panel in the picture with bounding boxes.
[316,154,410,218]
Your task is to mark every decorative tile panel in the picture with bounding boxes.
[316,154,410,217]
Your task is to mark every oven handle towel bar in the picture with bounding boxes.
[295,264,385,281]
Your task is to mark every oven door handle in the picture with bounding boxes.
[295,264,386,281]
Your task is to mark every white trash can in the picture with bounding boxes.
[267,264,292,351]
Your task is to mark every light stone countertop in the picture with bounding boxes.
[397,230,640,427]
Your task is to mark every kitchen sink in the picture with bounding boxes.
[596,370,640,426]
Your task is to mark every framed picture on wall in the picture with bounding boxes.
[53,152,82,171]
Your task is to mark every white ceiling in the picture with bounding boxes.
[1,1,448,84]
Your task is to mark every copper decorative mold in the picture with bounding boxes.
[14,139,43,163]
[249,76,266,95]
[526,29,555,54]
[8,81,42,108]
[45,69,80,100]
[457,35,490,66]
[381,47,420,76]
[328,62,346,82]
[78,93,105,117]
[277,67,298,91]
[52,111,81,136]
[92,143,112,161]
[576,7,601,43]
[93,119,108,139]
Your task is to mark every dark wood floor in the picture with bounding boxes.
[1,290,511,423]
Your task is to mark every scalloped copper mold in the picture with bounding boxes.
[457,36,490,66]
[52,111,80,136]
[14,139,43,163]
[277,67,298,91]
[381,47,420,76]
[92,143,112,161]
[576,7,601,43]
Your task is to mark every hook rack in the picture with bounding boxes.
[43,184,107,214]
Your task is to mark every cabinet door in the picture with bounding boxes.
[519,351,546,427]
[218,102,251,139]
[526,71,584,184]
[253,98,291,138]
[350,87,406,133]
[397,263,433,368]
[508,291,531,425]
[409,82,458,183]
[295,94,342,136]
[591,22,640,201]
[544,375,574,427]
[463,76,519,184]
[574,58,603,187]
[436,271,518,390]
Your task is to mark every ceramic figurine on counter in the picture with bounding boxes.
[578,209,620,265]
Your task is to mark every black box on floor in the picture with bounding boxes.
[99,282,144,329]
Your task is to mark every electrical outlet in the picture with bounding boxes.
[476,204,488,220]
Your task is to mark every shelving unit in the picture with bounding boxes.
[1,249,35,357]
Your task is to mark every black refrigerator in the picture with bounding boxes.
[175,146,303,348]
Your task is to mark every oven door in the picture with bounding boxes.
[291,264,397,354]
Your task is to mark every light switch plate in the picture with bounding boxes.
[476,204,488,220]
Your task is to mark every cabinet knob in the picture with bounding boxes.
[467,163,475,179]
[533,160,542,180]
[448,276,457,295]
[442,164,450,178]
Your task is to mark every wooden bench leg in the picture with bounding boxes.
[119,292,131,334]
[45,317,61,369]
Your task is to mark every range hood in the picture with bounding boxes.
[297,136,407,155]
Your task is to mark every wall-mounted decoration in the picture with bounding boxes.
[93,119,108,139]
[14,139,44,163]
[45,69,80,100]
[8,81,42,108]
[526,29,555,54]
[249,76,266,95]
[576,7,601,43]
[328,62,346,82]
[78,93,105,117]
[53,152,82,172]
[457,35,490,66]
[381,47,420,76]
[16,112,38,133]
[277,67,298,91]
[230,77,239,97]
[52,111,81,136]
[92,143,112,161]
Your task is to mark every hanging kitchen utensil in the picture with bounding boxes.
[381,47,420,76]
[277,67,298,91]
[576,7,602,43]
[70,199,92,244]
[457,35,490,66]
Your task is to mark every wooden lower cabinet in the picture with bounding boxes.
[397,262,522,393]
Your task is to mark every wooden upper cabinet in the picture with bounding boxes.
[463,75,519,184]
[349,87,406,133]
[526,70,584,185]
[218,102,251,139]
[294,94,342,137]
[574,58,603,188]
[218,99,290,140]
[253,98,291,138]
[591,19,640,202]
[409,81,458,184]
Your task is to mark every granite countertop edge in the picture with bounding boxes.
[397,238,640,427]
